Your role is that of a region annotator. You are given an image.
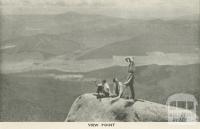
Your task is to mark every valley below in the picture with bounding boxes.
[1,63,200,121]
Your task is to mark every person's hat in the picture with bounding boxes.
[125,56,134,62]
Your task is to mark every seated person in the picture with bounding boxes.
[96,82,104,96]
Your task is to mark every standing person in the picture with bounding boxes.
[102,80,110,97]
[123,57,136,100]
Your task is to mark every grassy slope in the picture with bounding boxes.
[0,74,95,121]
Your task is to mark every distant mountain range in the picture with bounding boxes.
[1,12,199,61]
[78,19,199,59]
[2,34,81,61]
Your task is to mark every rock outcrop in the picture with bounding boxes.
[66,93,198,122]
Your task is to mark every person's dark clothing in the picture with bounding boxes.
[114,82,120,96]
[115,84,119,96]
[97,86,103,94]
[104,92,109,97]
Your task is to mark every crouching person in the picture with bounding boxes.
[113,78,124,97]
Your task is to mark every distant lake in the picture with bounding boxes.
[1,51,200,74]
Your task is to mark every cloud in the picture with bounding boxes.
[1,0,199,18]
[1,0,198,7]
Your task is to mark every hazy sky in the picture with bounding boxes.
[1,0,199,19]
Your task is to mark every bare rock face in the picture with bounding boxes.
[66,94,198,122]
